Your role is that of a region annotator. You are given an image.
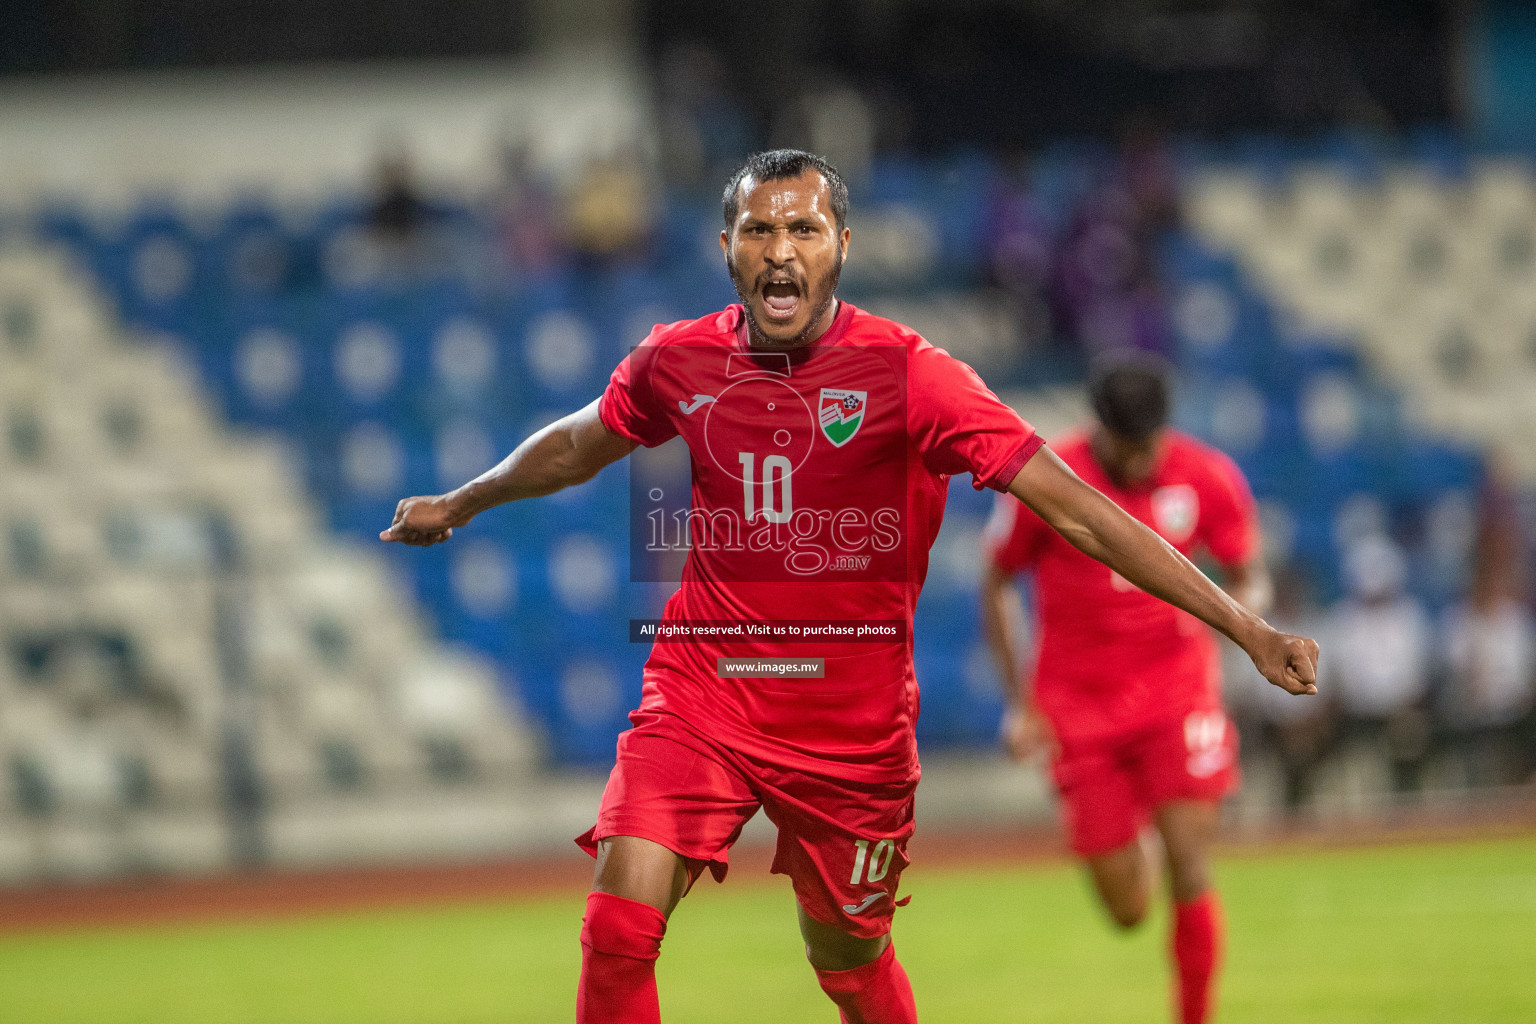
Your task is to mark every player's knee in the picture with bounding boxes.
[1097,881,1150,929]
[1089,850,1150,929]
[1105,895,1149,930]
[1168,863,1212,905]
[581,891,668,961]
[802,917,890,973]
[1164,846,1212,904]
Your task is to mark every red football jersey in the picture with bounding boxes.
[601,301,1041,782]
[983,429,1259,742]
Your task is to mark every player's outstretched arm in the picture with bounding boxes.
[1221,557,1273,617]
[379,399,638,547]
[1006,448,1319,696]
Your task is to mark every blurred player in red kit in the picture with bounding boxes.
[384,151,1317,1023]
[981,353,1274,1024]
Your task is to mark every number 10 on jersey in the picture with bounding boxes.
[739,452,792,524]
[851,838,894,884]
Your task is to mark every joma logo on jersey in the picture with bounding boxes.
[819,388,867,447]
[829,554,872,571]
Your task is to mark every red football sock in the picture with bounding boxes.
[577,891,667,1024]
[813,941,918,1024]
[1171,891,1223,1024]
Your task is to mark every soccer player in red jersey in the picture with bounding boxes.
[980,353,1273,1024]
[383,151,1317,1024]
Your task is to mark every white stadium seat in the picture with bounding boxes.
[1186,171,1273,250]
[0,242,539,882]
[1196,160,1536,487]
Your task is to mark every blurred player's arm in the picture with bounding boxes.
[1007,448,1317,696]
[978,562,1055,760]
[1221,557,1272,617]
[978,561,1025,699]
[380,399,637,547]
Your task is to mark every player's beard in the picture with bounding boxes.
[728,248,843,350]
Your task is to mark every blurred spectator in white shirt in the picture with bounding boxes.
[1323,534,1432,792]
[1439,468,1534,786]
[1225,565,1335,810]
[1443,596,1534,731]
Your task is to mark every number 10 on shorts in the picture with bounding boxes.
[850,839,895,885]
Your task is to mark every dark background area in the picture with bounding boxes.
[646,0,1459,149]
[0,0,532,75]
[0,0,1460,147]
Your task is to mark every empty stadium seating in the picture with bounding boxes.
[0,249,536,881]
[1185,143,1529,490]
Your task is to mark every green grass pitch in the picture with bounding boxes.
[2,834,1533,1023]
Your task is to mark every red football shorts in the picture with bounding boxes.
[1050,708,1239,857]
[576,710,915,939]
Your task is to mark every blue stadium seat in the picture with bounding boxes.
[311,421,434,510]
[1404,126,1470,180]
[321,317,412,421]
[1315,129,1388,182]
[88,203,210,334]
[1391,440,1483,501]
[206,200,298,297]
[327,495,402,542]
[914,640,1003,748]
[866,154,927,205]
[543,651,644,765]
[1227,134,1293,186]
[1264,338,1362,387]
[32,203,95,253]
[218,317,331,430]
[1159,235,1244,290]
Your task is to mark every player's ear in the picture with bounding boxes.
[719,229,730,258]
[839,226,850,261]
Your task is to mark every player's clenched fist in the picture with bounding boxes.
[379,494,461,547]
[1247,628,1320,696]
[999,704,1058,763]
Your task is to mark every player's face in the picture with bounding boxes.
[721,170,850,349]
[1093,428,1163,487]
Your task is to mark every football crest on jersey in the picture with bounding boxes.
[1151,484,1199,543]
[818,388,867,447]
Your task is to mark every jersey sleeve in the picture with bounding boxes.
[1198,447,1260,566]
[907,343,1043,490]
[982,491,1050,573]
[598,337,679,448]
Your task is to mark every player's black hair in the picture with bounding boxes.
[722,150,849,233]
[1088,350,1172,442]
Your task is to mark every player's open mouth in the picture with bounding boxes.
[761,281,801,322]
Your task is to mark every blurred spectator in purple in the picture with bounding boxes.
[1119,117,1181,233]
[978,154,1063,373]
[490,141,565,278]
[1046,131,1176,360]
[1323,534,1432,794]
[986,154,1055,302]
[1049,187,1169,356]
